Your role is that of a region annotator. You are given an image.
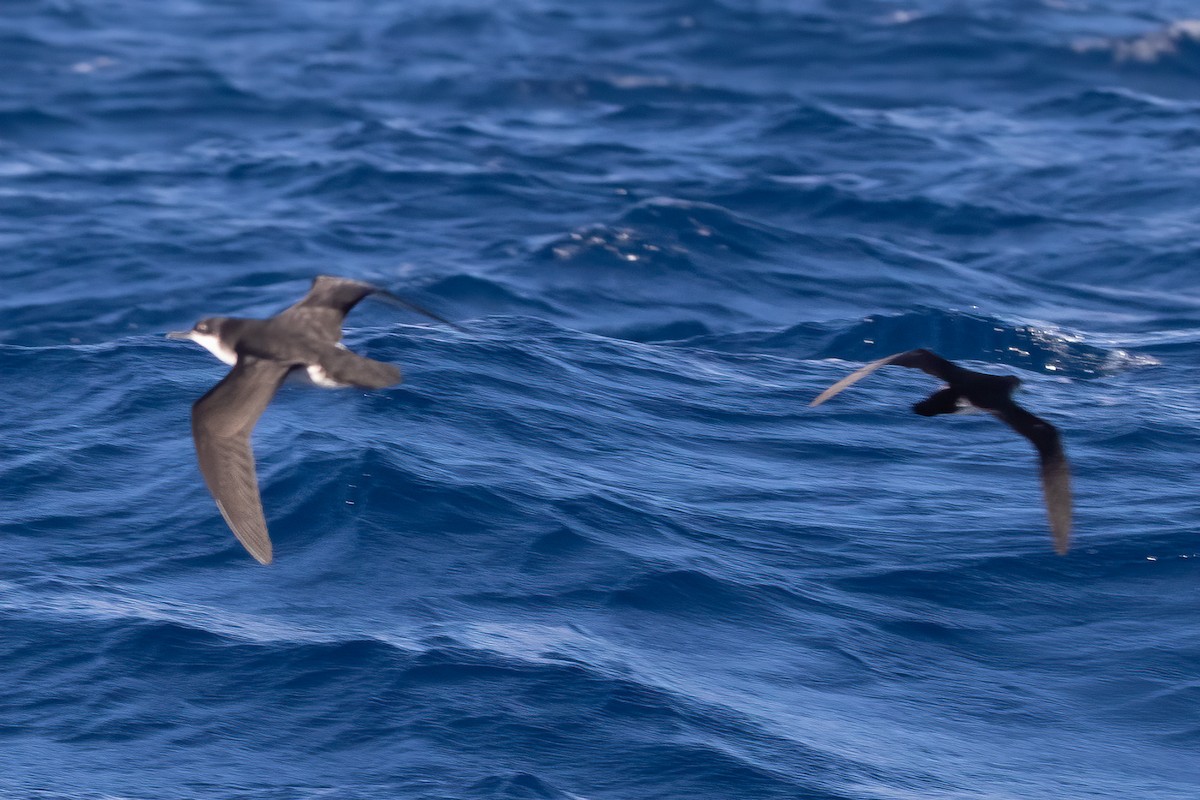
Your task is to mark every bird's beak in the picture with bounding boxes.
[166,330,192,340]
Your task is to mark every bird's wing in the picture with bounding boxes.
[809,348,957,407]
[991,402,1072,555]
[277,276,381,342]
[279,275,463,342]
[191,357,290,564]
[372,288,466,332]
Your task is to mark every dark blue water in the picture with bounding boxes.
[3,1,1199,797]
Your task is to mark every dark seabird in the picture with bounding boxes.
[168,275,459,564]
[810,348,1072,554]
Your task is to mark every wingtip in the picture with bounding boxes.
[374,289,466,332]
[214,501,274,565]
[1052,529,1070,556]
[807,352,915,410]
[1046,500,1071,556]
[809,382,844,406]
[1041,460,1072,557]
[245,542,273,565]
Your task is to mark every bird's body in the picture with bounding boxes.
[810,348,1072,554]
[169,275,455,564]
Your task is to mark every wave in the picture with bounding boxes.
[712,177,1059,237]
[663,307,1157,382]
[533,197,791,268]
[6,1,1200,797]
[1073,19,1200,67]
[810,308,1156,379]
[3,587,871,797]
[1024,86,1200,121]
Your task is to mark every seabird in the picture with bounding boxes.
[168,275,459,564]
[810,348,1072,554]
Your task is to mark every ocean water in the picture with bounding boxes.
[2,1,1199,797]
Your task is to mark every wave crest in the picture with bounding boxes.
[814,308,1156,378]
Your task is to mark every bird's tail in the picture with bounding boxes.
[316,346,402,389]
[912,388,961,417]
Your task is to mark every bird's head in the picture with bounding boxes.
[167,316,227,340]
[166,317,238,365]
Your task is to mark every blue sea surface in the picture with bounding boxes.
[3,1,1199,797]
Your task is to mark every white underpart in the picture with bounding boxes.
[305,364,350,388]
[189,330,352,387]
[305,341,352,387]
[188,332,238,366]
[954,397,983,414]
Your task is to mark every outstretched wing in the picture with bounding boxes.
[372,288,466,332]
[809,348,957,407]
[991,401,1072,555]
[191,357,290,564]
[279,275,463,342]
[278,276,382,342]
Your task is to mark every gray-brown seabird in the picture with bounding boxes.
[810,348,1072,554]
[168,275,459,564]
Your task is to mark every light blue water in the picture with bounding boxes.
[2,2,1199,798]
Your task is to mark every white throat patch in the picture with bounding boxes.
[188,331,238,366]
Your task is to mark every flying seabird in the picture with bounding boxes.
[810,348,1072,554]
[168,275,459,564]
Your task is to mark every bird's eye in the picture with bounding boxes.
[196,323,209,333]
